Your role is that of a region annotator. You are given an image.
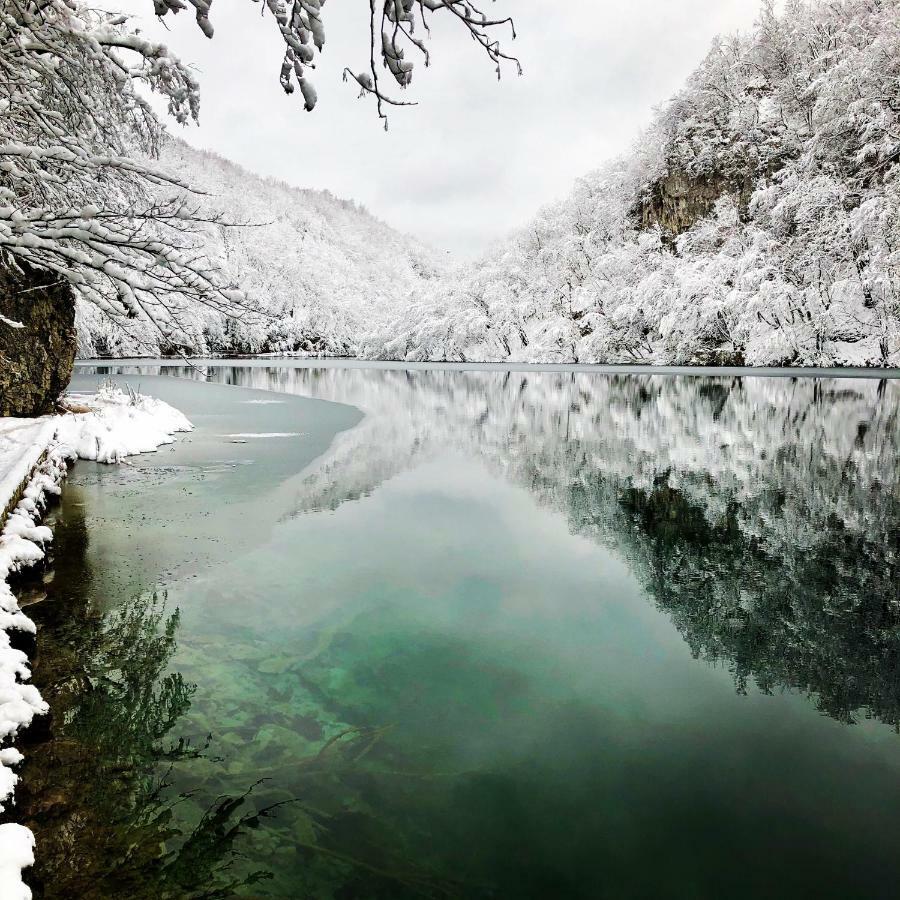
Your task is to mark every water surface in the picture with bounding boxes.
[8,364,900,899]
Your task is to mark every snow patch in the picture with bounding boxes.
[55,384,192,463]
[224,432,303,439]
[0,825,34,900]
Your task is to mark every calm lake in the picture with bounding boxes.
[8,363,900,899]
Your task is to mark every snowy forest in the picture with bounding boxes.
[4,0,900,367]
[70,0,900,367]
[373,0,900,366]
[75,142,445,358]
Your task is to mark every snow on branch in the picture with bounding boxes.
[154,0,520,126]
[1,0,261,349]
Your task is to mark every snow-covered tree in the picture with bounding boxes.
[0,0,252,352]
[1,0,516,354]
[154,0,520,126]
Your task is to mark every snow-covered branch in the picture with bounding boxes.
[1,0,257,348]
[154,0,519,125]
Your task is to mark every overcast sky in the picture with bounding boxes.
[132,1,765,257]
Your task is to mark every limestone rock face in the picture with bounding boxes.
[638,170,754,242]
[0,260,76,417]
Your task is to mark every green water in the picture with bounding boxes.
[8,365,900,899]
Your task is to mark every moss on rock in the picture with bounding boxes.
[0,260,76,417]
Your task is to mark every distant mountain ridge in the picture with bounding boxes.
[76,139,445,358]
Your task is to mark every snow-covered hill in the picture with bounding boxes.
[76,140,445,358]
[365,0,900,367]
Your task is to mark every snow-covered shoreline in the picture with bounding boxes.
[0,385,192,900]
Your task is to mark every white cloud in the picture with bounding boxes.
[125,0,764,256]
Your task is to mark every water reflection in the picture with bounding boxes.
[36,363,900,898]
[3,488,283,899]
[94,364,900,730]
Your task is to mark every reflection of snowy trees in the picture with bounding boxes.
[160,363,900,728]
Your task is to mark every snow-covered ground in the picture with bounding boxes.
[0,421,58,524]
[0,385,191,900]
[56,385,192,464]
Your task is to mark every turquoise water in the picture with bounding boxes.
[9,365,900,899]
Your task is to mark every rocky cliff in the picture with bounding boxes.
[638,169,755,242]
[0,259,76,417]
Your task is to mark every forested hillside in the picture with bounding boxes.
[77,0,900,366]
[76,141,444,358]
[368,0,900,366]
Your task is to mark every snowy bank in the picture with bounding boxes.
[0,384,191,898]
[0,421,58,524]
[0,824,34,900]
[57,385,192,463]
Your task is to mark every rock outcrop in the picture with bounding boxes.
[0,260,76,417]
[638,170,754,242]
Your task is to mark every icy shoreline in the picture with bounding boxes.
[0,385,192,899]
[74,357,900,380]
